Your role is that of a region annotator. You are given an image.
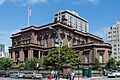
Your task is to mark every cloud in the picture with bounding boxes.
[28,0,48,4]
[88,0,99,5]
[73,0,100,5]
[0,0,5,5]
[72,1,81,5]
[0,0,48,6]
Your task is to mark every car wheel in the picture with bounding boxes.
[32,76,34,79]
[115,75,117,78]
[23,75,25,78]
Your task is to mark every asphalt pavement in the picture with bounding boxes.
[1,77,120,80]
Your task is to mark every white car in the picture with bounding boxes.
[10,71,25,78]
[24,71,42,79]
[107,70,120,78]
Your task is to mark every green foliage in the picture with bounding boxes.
[92,59,100,70]
[105,58,117,70]
[116,60,120,67]
[24,57,40,70]
[43,45,79,68]
[19,63,25,70]
[0,58,12,70]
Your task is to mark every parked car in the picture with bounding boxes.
[0,71,5,77]
[3,71,10,77]
[24,71,42,79]
[107,70,120,78]
[10,71,25,78]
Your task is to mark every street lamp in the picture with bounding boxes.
[49,26,61,79]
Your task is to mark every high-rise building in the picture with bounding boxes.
[106,21,120,61]
[0,44,5,58]
[54,10,88,32]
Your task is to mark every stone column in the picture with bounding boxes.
[12,51,16,62]
[28,49,33,59]
[41,51,44,63]
[38,50,41,59]
[19,49,24,62]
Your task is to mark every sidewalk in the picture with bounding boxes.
[42,77,104,80]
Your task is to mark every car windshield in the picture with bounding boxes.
[35,72,40,74]
[10,72,18,74]
[25,72,33,74]
[110,70,117,72]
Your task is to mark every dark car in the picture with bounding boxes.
[0,71,10,77]
[0,71,4,77]
[3,71,10,77]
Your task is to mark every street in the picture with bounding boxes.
[1,77,120,80]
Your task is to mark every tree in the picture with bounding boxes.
[92,59,100,70]
[116,60,120,67]
[105,58,117,70]
[43,45,79,68]
[0,58,12,70]
[24,57,40,70]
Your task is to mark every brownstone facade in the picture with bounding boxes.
[9,22,111,67]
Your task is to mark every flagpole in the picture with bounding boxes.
[27,5,30,27]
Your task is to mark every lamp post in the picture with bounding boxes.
[49,26,61,79]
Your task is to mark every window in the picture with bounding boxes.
[62,15,65,21]
[108,32,111,34]
[84,53,89,63]
[113,45,116,47]
[99,54,103,63]
[45,38,48,48]
[118,56,120,58]
[54,17,57,22]
[38,35,42,46]
[118,52,120,54]
[113,31,116,33]
[45,35,48,48]
[113,27,116,29]
[113,35,116,37]
[114,48,117,51]
[114,56,117,59]
[114,52,117,55]
[98,51,104,63]
[108,36,111,38]
[85,24,87,32]
[33,50,39,58]
[70,16,72,26]
[24,50,28,61]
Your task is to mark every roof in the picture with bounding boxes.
[54,10,88,23]
[11,22,102,41]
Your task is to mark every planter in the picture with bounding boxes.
[62,64,71,76]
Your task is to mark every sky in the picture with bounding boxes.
[0,0,120,52]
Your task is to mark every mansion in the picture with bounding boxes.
[9,10,111,68]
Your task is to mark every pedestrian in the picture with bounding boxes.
[71,71,75,80]
[67,72,71,80]
[55,71,59,80]
[51,70,55,79]
[48,73,52,80]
